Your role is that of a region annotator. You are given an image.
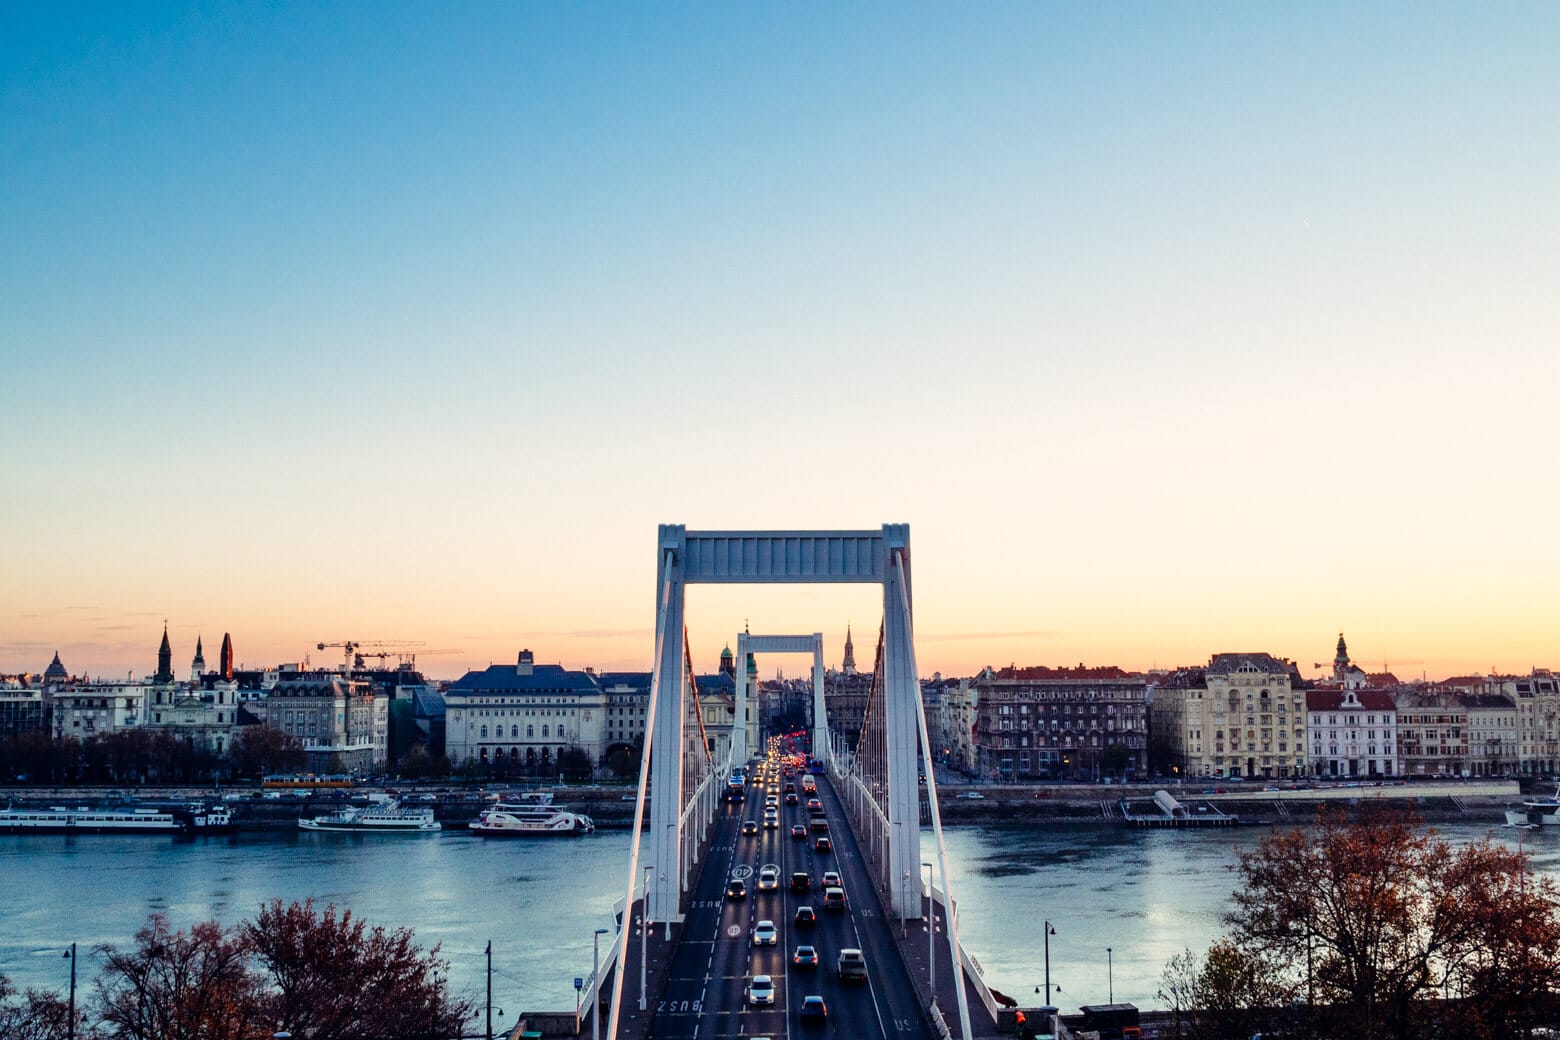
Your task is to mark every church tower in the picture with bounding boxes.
[720,644,735,678]
[191,636,206,683]
[842,625,857,676]
[219,633,234,681]
[155,625,174,684]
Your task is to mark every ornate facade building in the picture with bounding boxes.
[1306,688,1398,778]
[264,673,387,774]
[444,650,606,772]
[969,665,1149,781]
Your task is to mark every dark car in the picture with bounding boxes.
[794,905,817,928]
[793,945,819,969]
[791,871,811,894]
[726,879,747,901]
[785,792,799,805]
[814,836,832,854]
[810,818,829,833]
[799,995,828,1023]
[741,820,759,836]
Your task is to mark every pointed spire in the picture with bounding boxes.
[155,624,174,684]
[842,624,857,675]
[220,633,234,681]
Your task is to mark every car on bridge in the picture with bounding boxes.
[741,820,759,836]
[806,798,823,813]
[746,974,775,1006]
[757,866,780,892]
[789,823,807,839]
[726,878,747,900]
[820,870,841,889]
[837,948,867,983]
[799,995,828,1024]
[810,818,829,833]
[765,814,779,830]
[822,886,846,911]
[751,920,778,946]
[814,835,832,853]
[793,945,819,969]
[785,792,799,805]
[790,871,811,893]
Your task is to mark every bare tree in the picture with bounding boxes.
[1226,806,1560,1040]
[245,899,473,1040]
[0,976,83,1040]
[94,915,266,1040]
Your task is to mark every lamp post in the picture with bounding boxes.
[592,928,609,1040]
[1106,946,1114,1004]
[485,940,493,1040]
[922,862,936,996]
[640,865,655,1011]
[64,943,76,1040]
[1043,921,1056,1007]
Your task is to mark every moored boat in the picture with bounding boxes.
[1505,783,1560,827]
[468,793,594,836]
[0,802,234,834]
[299,801,440,833]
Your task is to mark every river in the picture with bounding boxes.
[1,817,1550,1020]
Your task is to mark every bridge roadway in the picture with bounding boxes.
[645,772,927,1039]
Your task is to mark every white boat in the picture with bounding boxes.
[468,793,594,837]
[0,803,234,834]
[1505,784,1560,827]
[299,801,441,833]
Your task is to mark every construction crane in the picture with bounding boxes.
[316,640,425,675]
[352,648,463,669]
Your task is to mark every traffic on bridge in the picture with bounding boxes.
[647,740,925,1040]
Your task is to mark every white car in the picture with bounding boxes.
[747,974,776,1005]
[757,866,780,892]
[751,920,778,946]
[957,791,985,800]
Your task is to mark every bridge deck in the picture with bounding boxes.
[616,772,980,1040]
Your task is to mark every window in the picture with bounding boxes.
[480,725,488,739]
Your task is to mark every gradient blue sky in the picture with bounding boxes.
[5,3,1558,681]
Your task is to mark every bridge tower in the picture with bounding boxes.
[733,631,829,769]
[638,525,923,921]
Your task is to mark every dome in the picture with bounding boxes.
[43,652,68,680]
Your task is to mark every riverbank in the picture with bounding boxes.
[0,779,1522,829]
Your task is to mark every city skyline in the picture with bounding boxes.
[5,5,1557,682]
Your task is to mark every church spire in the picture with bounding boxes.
[842,624,857,676]
[191,635,206,683]
[155,624,174,684]
[219,633,234,681]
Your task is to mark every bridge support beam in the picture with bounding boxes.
[883,525,923,921]
[647,530,687,924]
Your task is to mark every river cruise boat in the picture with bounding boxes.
[0,802,234,834]
[1506,784,1560,827]
[468,793,594,836]
[299,801,441,833]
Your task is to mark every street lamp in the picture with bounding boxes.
[922,862,936,996]
[1043,922,1057,1006]
[640,865,656,1011]
[486,940,493,1040]
[64,943,76,1040]
[1106,946,1114,1004]
[592,928,609,1040]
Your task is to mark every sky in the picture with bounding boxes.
[3,3,1558,684]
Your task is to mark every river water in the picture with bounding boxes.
[2,819,1551,1020]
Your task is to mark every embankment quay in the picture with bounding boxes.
[0,779,1520,829]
